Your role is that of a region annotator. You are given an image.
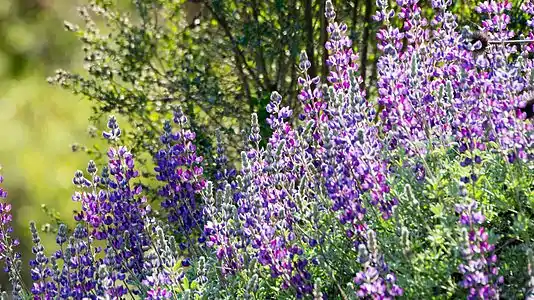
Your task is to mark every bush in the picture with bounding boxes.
[1,0,534,299]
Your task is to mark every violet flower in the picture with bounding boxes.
[154,107,206,237]
[72,116,150,282]
[204,96,315,296]
[353,231,403,299]
[373,0,532,162]
[456,201,503,299]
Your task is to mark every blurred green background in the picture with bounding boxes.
[0,0,93,285]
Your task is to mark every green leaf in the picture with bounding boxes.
[430,203,444,218]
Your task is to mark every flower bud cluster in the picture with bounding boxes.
[456,201,504,299]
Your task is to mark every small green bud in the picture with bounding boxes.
[357,244,369,265]
[445,80,453,100]
[251,113,258,127]
[367,230,378,257]
[313,278,323,300]
[304,119,315,136]
[401,226,411,257]
[404,184,418,206]
[241,151,249,169]
[275,140,286,157]
[411,53,419,77]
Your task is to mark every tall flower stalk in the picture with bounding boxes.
[456,202,503,299]
[0,174,23,299]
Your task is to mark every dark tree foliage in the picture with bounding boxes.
[48,0,379,162]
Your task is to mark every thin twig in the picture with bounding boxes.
[489,39,534,44]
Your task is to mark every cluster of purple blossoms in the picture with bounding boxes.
[204,95,316,296]
[310,4,402,295]
[1,0,533,298]
[27,113,211,299]
[353,230,403,299]
[29,221,57,298]
[27,218,147,298]
[318,6,396,231]
[3,161,144,299]
[72,117,150,279]
[64,116,151,297]
[154,107,206,237]
[30,223,101,298]
[373,0,532,162]
[0,175,14,263]
[254,105,314,293]
[25,115,198,298]
[456,201,503,299]
[203,1,405,297]
[146,287,172,299]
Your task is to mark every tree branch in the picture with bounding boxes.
[203,0,268,93]
[304,0,317,79]
[360,0,373,87]
[320,0,328,80]
[251,0,273,90]
[274,0,297,93]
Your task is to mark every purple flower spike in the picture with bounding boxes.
[72,116,150,279]
[0,171,23,297]
[154,106,206,236]
[456,202,502,299]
